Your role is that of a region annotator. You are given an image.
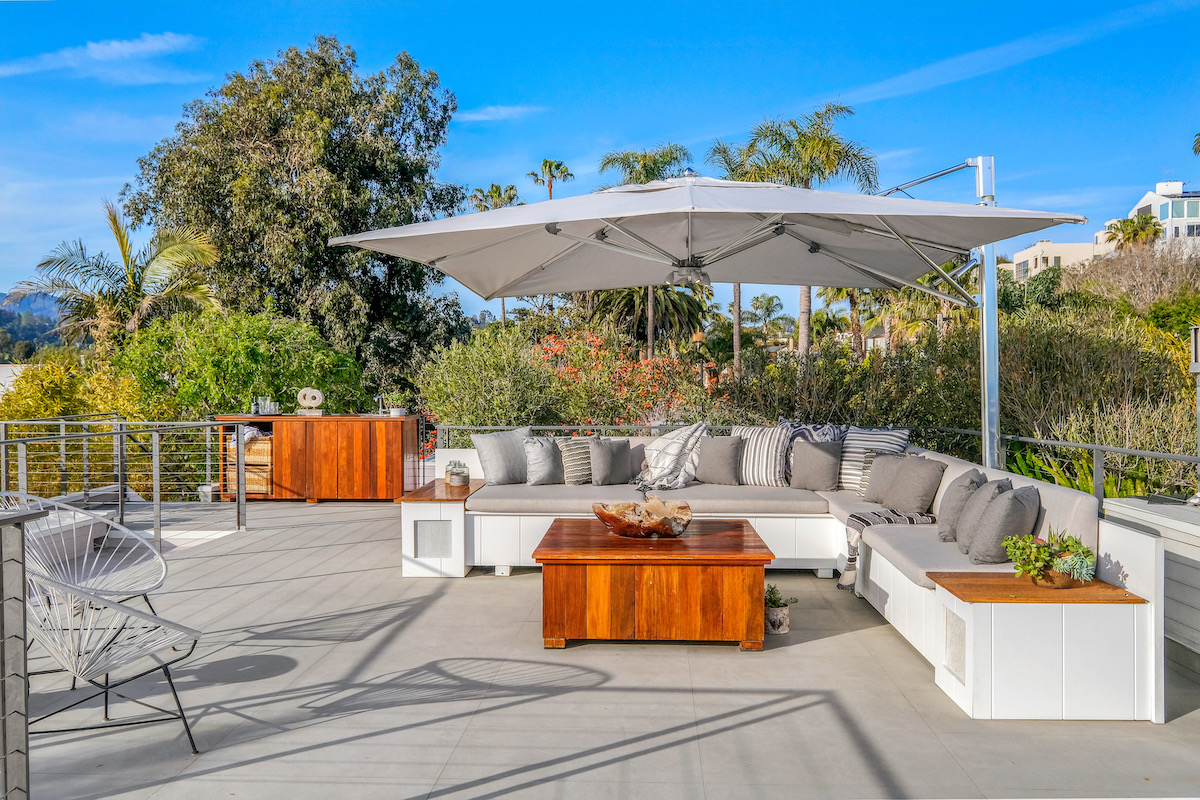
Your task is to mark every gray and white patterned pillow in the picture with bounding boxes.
[838,426,909,491]
[638,422,708,490]
[560,438,593,485]
[732,425,791,487]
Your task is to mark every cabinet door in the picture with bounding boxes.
[272,420,307,499]
[373,420,405,500]
[337,420,376,499]
[306,421,339,499]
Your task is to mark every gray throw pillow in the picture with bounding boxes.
[471,426,532,485]
[875,455,947,514]
[864,453,905,503]
[694,436,742,485]
[955,478,1012,555]
[591,438,633,485]
[937,469,986,542]
[524,437,564,486]
[969,485,1042,565]
[789,441,842,491]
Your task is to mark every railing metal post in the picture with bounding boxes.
[116,421,126,525]
[205,425,212,489]
[0,422,7,494]
[58,419,67,497]
[16,443,26,496]
[82,422,91,504]
[236,424,247,531]
[152,430,162,552]
[1092,446,1106,504]
[1,517,32,800]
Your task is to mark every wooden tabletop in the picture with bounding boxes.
[215,414,418,421]
[533,518,774,565]
[400,479,486,503]
[928,571,1146,604]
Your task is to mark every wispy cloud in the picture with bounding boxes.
[840,0,1200,105]
[457,105,545,122]
[0,32,206,84]
[65,111,177,143]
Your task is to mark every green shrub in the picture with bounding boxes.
[114,309,368,418]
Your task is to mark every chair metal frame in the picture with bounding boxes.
[25,574,200,753]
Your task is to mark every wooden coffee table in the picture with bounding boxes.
[532,518,774,650]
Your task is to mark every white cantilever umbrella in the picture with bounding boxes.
[331,171,1086,469]
[330,174,1086,307]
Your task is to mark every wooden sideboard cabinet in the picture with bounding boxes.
[215,415,421,501]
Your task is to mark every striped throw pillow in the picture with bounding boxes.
[732,425,791,487]
[838,427,909,491]
[560,438,593,485]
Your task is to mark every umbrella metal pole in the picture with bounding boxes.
[972,156,1001,469]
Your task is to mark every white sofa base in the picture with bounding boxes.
[857,517,1165,722]
[468,511,844,575]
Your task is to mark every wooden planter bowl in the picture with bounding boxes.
[592,496,692,538]
[1031,571,1083,589]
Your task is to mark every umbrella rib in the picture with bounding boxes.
[872,216,976,304]
[780,229,974,308]
[598,219,681,265]
[427,227,545,266]
[700,214,784,262]
[543,224,675,266]
[701,227,787,268]
[485,241,586,299]
[857,225,971,256]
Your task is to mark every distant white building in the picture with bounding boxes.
[1006,240,1102,282]
[1115,181,1200,243]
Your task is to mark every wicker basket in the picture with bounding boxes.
[226,464,272,494]
[226,436,273,465]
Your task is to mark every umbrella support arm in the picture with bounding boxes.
[543,224,676,266]
[872,216,977,306]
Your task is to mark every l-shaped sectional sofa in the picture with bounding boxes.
[432,434,1165,722]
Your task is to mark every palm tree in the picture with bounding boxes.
[731,283,743,375]
[468,184,524,323]
[598,143,694,355]
[526,159,574,200]
[5,201,217,345]
[748,293,785,336]
[468,183,522,212]
[750,103,878,355]
[817,286,876,357]
[591,285,706,352]
[809,307,849,342]
[1193,130,1199,156]
[1105,214,1164,252]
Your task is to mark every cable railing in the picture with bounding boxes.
[0,416,250,548]
[435,422,1200,502]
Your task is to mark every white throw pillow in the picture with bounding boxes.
[638,422,708,490]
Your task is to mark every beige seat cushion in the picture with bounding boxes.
[655,484,827,514]
[861,524,1011,589]
[465,484,645,514]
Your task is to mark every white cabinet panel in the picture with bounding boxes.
[991,604,1064,719]
[1063,604,1136,719]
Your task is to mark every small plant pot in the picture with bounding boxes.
[765,605,790,634]
[1031,571,1082,589]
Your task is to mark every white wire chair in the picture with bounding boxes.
[0,491,167,612]
[25,573,201,753]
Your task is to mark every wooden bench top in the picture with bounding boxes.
[400,479,486,503]
[928,571,1145,604]
[533,518,774,565]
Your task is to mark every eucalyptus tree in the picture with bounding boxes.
[750,103,878,354]
[597,142,695,354]
[5,201,218,345]
[468,183,523,323]
[120,36,467,391]
[526,159,574,200]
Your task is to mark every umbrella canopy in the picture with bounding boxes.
[330,175,1086,301]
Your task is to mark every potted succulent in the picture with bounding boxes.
[765,584,799,634]
[1002,529,1097,589]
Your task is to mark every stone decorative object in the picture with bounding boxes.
[591,495,692,538]
[297,386,325,417]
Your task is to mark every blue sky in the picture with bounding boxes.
[2,0,1199,320]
